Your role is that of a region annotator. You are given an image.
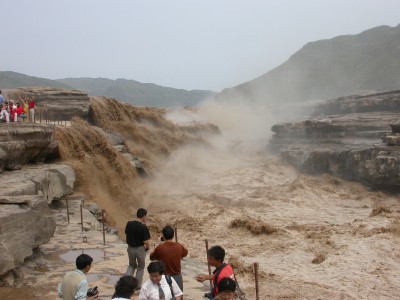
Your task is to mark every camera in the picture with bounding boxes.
[87,286,98,297]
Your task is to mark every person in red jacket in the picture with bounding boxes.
[16,103,26,121]
[9,103,17,122]
[196,245,235,299]
[28,97,35,122]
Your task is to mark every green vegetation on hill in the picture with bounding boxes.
[217,24,400,104]
[0,71,71,89]
[58,77,216,108]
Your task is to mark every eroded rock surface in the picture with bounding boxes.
[6,87,90,121]
[0,123,58,171]
[0,164,75,276]
[270,90,400,188]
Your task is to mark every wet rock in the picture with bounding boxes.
[389,121,400,133]
[2,165,75,203]
[92,126,125,146]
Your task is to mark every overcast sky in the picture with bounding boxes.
[1,0,400,91]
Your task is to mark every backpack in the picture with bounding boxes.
[212,264,247,300]
[212,263,228,296]
[165,275,176,300]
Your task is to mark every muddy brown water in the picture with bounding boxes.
[2,142,400,299]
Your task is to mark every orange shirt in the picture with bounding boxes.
[150,241,188,275]
[213,264,235,297]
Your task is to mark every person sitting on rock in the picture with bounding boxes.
[16,103,27,121]
[112,275,139,300]
[58,253,99,300]
[0,105,10,123]
[213,277,237,300]
[196,245,235,299]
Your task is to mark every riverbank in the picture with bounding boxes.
[0,194,211,299]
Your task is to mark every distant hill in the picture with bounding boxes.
[0,71,71,89]
[58,77,216,108]
[217,24,400,104]
[0,71,215,108]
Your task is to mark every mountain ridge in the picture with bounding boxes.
[0,72,215,108]
[217,24,400,104]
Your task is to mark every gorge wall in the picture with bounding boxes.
[1,89,220,280]
[269,90,400,188]
[0,123,75,277]
[5,87,90,121]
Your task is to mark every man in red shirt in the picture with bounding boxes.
[149,225,188,291]
[196,245,235,299]
[28,97,35,122]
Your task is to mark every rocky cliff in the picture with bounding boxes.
[0,90,219,280]
[0,120,77,277]
[0,123,59,172]
[269,90,400,188]
[6,87,90,121]
[0,164,76,277]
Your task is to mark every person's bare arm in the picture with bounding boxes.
[144,239,150,250]
[175,296,183,300]
[195,274,213,282]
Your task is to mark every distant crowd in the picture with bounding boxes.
[58,208,240,300]
[0,90,35,123]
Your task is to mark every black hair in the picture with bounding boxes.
[112,275,139,298]
[147,261,165,275]
[137,208,147,218]
[162,225,174,240]
[208,245,225,262]
[218,277,236,293]
[76,254,93,270]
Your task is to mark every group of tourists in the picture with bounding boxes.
[58,208,238,300]
[0,90,35,123]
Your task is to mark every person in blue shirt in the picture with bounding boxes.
[0,90,5,106]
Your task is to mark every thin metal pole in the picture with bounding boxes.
[254,262,260,300]
[80,204,84,233]
[205,239,213,292]
[174,227,178,243]
[66,197,70,224]
[102,210,106,245]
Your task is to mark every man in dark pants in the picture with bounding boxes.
[150,225,188,291]
[125,208,151,288]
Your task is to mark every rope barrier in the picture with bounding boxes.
[60,202,313,299]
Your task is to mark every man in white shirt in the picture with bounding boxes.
[139,261,183,300]
[0,106,9,123]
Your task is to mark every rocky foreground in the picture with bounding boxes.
[270,90,400,188]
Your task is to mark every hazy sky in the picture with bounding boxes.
[2,0,400,91]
